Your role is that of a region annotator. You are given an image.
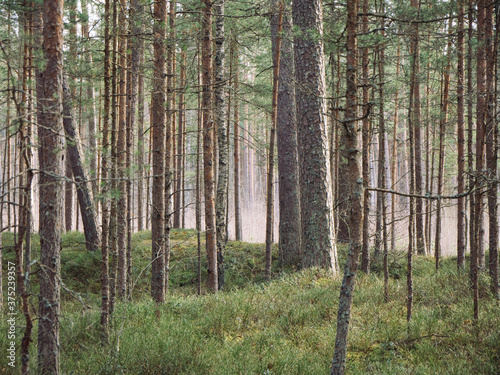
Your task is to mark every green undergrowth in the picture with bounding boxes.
[0,231,499,374]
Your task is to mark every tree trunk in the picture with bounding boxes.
[273,1,301,268]
[435,20,452,270]
[100,0,112,342]
[266,1,284,280]
[151,0,167,304]
[360,0,371,273]
[232,39,242,241]
[62,79,101,252]
[37,0,65,371]
[292,0,337,270]
[457,0,466,269]
[473,0,487,323]
[116,0,128,299]
[215,0,228,289]
[331,1,361,373]
[485,1,498,299]
[202,0,218,292]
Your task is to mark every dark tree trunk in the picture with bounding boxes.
[457,0,466,270]
[215,0,228,289]
[360,0,371,273]
[273,0,301,268]
[62,79,101,252]
[151,0,166,304]
[37,0,65,371]
[292,0,337,270]
[266,1,284,280]
[232,39,242,241]
[202,0,218,292]
[331,1,362,373]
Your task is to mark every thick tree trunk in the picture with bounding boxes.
[37,0,65,371]
[62,79,101,252]
[331,1,361,373]
[273,1,301,268]
[215,0,228,289]
[292,0,337,270]
[151,0,167,304]
[202,0,218,292]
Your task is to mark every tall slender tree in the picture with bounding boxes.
[151,0,167,304]
[331,0,362,373]
[37,0,65,371]
[215,0,228,289]
[202,0,218,292]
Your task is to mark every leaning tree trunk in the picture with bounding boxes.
[62,79,101,252]
[37,0,65,372]
[331,1,362,373]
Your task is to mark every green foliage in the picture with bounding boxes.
[1,231,499,374]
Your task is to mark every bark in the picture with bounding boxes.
[37,0,65,371]
[232,40,242,241]
[197,46,202,294]
[100,0,111,342]
[390,41,401,252]
[473,0,487,323]
[151,0,167,304]
[215,0,228,290]
[412,8,425,256]
[175,51,186,230]
[62,79,101,252]
[64,0,77,233]
[375,26,387,270]
[81,0,98,198]
[360,0,371,273]
[292,0,337,270]
[273,1,301,268]
[331,1,361,373]
[136,50,145,231]
[435,21,452,270]
[457,0,466,270]
[116,0,128,300]
[266,1,284,280]
[202,0,218,292]
[486,2,498,298]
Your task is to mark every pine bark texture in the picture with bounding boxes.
[151,0,166,303]
[202,0,218,292]
[273,1,301,268]
[62,79,101,252]
[456,0,466,269]
[37,0,65,372]
[215,0,228,290]
[292,0,337,270]
[331,1,362,373]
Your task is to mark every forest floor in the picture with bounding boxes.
[1,230,499,374]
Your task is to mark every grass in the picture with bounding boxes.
[1,230,499,374]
